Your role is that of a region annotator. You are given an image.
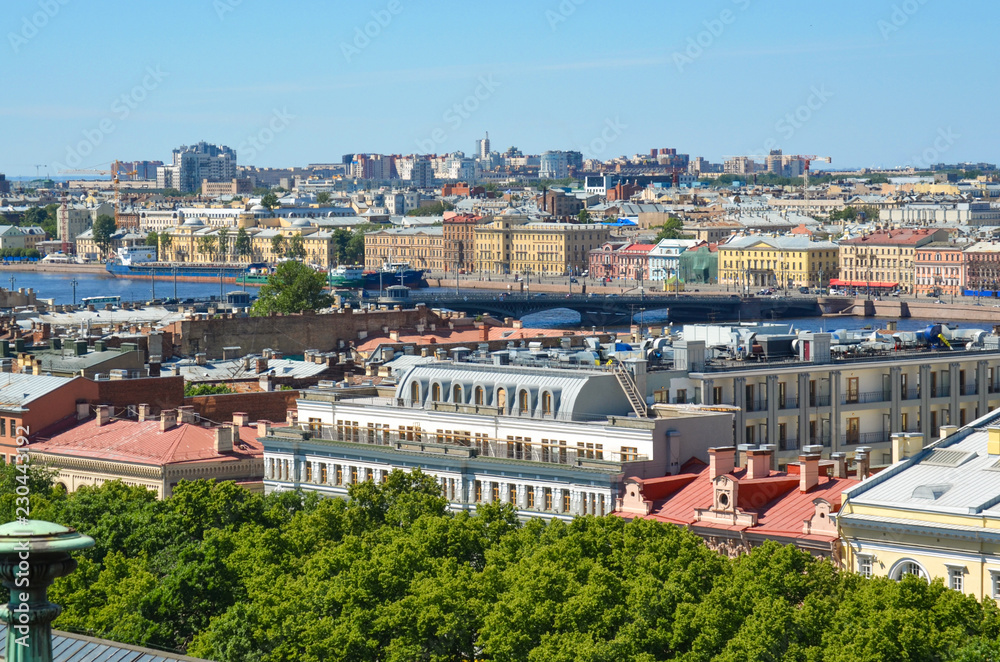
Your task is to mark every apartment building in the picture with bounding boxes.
[442,214,483,273]
[717,236,839,289]
[648,239,702,281]
[914,242,966,297]
[509,222,610,276]
[364,226,444,271]
[261,363,734,520]
[839,413,1000,600]
[656,333,1000,466]
[962,241,1000,295]
[838,228,948,294]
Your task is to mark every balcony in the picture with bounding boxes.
[842,431,890,446]
[842,391,890,405]
[961,384,978,396]
[902,387,920,400]
[746,398,769,412]
[779,396,799,410]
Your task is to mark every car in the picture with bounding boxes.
[569,277,578,283]
[798,286,810,294]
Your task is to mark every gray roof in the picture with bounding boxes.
[0,624,207,661]
[843,408,1000,516]
[169,356,328,382]
[0,373,77,409]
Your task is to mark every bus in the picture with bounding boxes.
[80,295,121,307]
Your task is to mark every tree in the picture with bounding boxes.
[250,260,332,315]
[217,228,230,261]
[145,231,159,250]
[92,214,117,258]
[260,192,279,216]
[184,383,234,396]
[576,209,592,224]
[234,227,251,261]
[287,233,306,260]
[653,216,692,242]
[316,192,331,204]
[197,235,218,261]
[406,201,454,217]
[270,234,286,259]
[159,232,173,259]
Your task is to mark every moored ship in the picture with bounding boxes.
[106,246,266,283]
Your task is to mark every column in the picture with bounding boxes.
[766,374,779,445]
[702,378,715,406]
[919,364,931,442]
[889,366,901,436]
[949,362,961,427]
[797,372,810,449]
[734,376,746,443]
[978,360,989,419]
[499,481,509,504]
[516,483,526,509]
[830,371,841,452]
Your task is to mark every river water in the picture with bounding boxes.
[5,272,976,335]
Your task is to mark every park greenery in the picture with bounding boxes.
[2,463,1000,661]
[406,201,454,216]
[250,260,332,315]
[92,214,117,257]
[183,383,234,397]
[654,216,693,242]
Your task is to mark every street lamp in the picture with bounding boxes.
[70,277,78,306]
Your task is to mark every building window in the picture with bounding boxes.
[453,384,462,403]
[562,489,571,513]
[351,466,358,484]
[0,419,6,437]
[621,446,638,462]
[410,381,420,403]
[527,486,535,509]
[858,556,872,578]
[544,487,553,511]
[320,464,328,484]
[949,568,965,592]
[509,484,517,504]
[431,383,442,402]
[305,463,313,482]
[475,386,484,405]
[518,390,530,414]
[497,388,507,411]
[475,480,483,502]
[335,465,342,485]
[542,391,552,415]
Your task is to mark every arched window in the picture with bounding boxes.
[890,559,928,582]
[519,390,530,414]
[497,388,506,411]
[453,384,462,403]
[410,381,419,403]
[475,386,484,405]
[542,391,552,415]
[431,383,441,402]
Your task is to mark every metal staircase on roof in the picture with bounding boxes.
[613,363,647,418]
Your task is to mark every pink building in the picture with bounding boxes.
[587,242,654,281]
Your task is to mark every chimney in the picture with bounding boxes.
[95,404,112,427]
[195,353,207,366]
[831,452,847,479]
[989,427,1000,455]
[138,403,152,422]
[75,401,89,421]
[257,420,272,437]
[481,323,490,343]
[854,447,871,479]
[939,424,958,441]
[286,410,297,426]
[148,360,161,377]
[232,412,250,427]
[799,452,821,492]
[891,432,923,464]
[708,446,736,479]
[177,405,196,424]
[214,425,234,453]
[746,448,771,480]
[160,409,178,431]
[255,357,268,373]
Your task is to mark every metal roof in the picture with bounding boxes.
[0,624,207,661]
[0,373,77,408]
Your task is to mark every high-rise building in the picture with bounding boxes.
[540,151,569,179]
[476,132,490,161]
[0,173,8,195]
[410,158,433,188]
[158,142,237,193]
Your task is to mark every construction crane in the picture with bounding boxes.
[58,160,137,228]
[785,155,832,198]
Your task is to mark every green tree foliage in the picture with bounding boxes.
[406,201,454,216]
[286,233,306,260]
[270,234,285,258]
[183,383,234,396]
[250,260,332,315]
[260,192,279,216]
[654,216,693,242]
[234,227,252,260]
[92,214,117,258]
[8,467,999,661]
[576,209,592,224]
[316,191,331,204]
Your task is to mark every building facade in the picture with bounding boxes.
[914,242,966,297]
[442,214,483,273]
[364,226,444,271]
[838,228,949,294]
[718,236,839,290]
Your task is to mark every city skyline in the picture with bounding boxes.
[2,0,994,174]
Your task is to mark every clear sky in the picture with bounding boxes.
[1,0,992,175]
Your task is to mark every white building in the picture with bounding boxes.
[540,151,569,179]
[648,239,702,281]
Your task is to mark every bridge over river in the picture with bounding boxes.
[402,292,823,326]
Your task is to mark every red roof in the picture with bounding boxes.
[355,326,587,354]
[840,228,943,245]
[618,458,859,543]
[29,419,263,467]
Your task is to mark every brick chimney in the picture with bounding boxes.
[177,405,196,424]
[855,446,871,479]
[138,403,152,422]
[160,409,177,431]
[708,446,735,479]
[95,404,112,427]
[257,420,272,437]
[286,409,297,426]
[255,357,268,373]
[746,448,771,480]
[799,453,821,492]
[232,412,250,427]
[831,452,848,479]
[214,425,233,453]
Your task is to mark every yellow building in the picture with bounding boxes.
[717,236,839,290]
[839,418,1000,601]
[364,226,444,271]
[473,215,610,275]
[158,219,337,267]
[838,228,948,294]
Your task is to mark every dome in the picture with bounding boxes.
[250,204,265,212]
[182,216,205,227]
[291,218,310,227]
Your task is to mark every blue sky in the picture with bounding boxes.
[1,0,992,175]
